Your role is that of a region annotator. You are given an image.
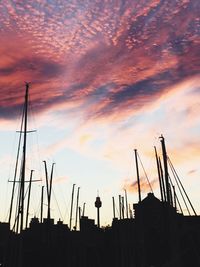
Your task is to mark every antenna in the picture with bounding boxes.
[95,194,102,228]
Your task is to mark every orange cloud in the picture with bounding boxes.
[123,178,158,194]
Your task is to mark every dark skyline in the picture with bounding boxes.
[0,0,199,225]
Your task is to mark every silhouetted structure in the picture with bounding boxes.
[0,84,200,267]
[95,195,102,228]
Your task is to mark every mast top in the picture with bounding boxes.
[25,82,31,94]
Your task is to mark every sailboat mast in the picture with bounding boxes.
[82,202,86,216]
[158,157,166,201]
[160,135,170,205]
[75,187,80,230]
[69,184,75,230]
[19,82,29,233]
[134,149,141,202]
[48,163,55,220]
[40,185,44,223]
[112,197,116,219]
[119,195,122,219]
[154,146,164,202]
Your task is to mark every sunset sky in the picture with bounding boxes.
[0,0,199,228]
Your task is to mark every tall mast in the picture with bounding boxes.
[119,195,122,219]
[18,82,29,233]
[158,157,166,201]
[121,196,124,219]
[69,184,75,230]
[82,202,86,216]
[75,187,80,230]
[48,163,55,220]
[154,146,164,202]
[134,149,141,202]
[112,197,116,219]
[172,186,177,211]
[159,135,170,204]
[43,161,49,219]
[43,161,55,221]
[40,186,44,223]
[78,206,81,230]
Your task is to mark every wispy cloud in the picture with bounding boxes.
[0,0,199,123]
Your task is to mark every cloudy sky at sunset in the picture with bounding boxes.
[0,0,199,227]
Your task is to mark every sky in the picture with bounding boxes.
[0,0,199,228]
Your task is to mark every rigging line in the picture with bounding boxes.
[8,105,24,224]
[52,188,64,221]
[12,132,26,232]
[168,157,197,216]
[12,209,20,232]
[29,94,42,183]
[12,178,30,232]
[168,158,191,215]
[54,165,68,213]
[35,192,41,218]
[168,174,183,213]
[137,152,153,193]
[13,172,22,232]
[30,184,41,217]
[14,155,31,232]
[63,186,72,221]
[175,190,184,214]
[4,122,16,215]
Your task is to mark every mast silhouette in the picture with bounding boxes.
[40,185,44,223]
[17,82,30,233]
[75,187,80,230]
[119,195,122,219]
[154,146,164,202]
[82,202,86,216]
[160,135,170,204]
[43,161,55,221]
[69,184,75,230]
[134,149,141,202]
[112,196,116,219]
